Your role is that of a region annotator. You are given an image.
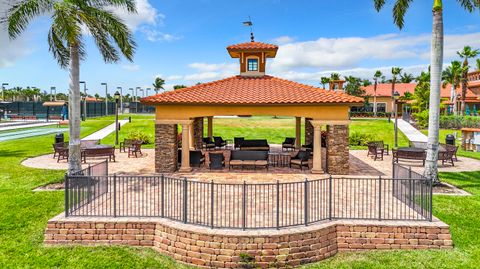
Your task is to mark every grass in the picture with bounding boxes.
[0,117,189,268]
[1,115,479,268]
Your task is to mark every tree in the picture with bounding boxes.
[390,67,403,117]
[374,0,478,184]
[442,61,467,115]
[373,70,383,117]
[330,73,341,81]
[320,77,330,89]
[153,77,165,94]
[413,70,431,112]
[3,0,137,174]
[400,72,415,83]
[476,58,480,70]
[457,46,479,115]
[173,85,187,90]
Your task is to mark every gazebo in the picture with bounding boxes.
[142,40,363,174]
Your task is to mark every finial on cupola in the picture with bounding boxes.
[243,17,254,42]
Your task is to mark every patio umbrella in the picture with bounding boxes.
[465,104,471,116]
[473,104,477,116]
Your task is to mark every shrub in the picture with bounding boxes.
[126,130,152,144]
[413,110,429,128]
[349,131,376,146]
[439,115,480,129]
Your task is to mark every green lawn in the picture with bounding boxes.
[1,115,480,268]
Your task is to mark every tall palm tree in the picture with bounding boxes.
[153,77,165,94]
[400,72,415,83]
[374,0,478,184]
[320,76,330,89]
[373,70,383,117]
[330,73,341,81]
[476,58,480,71]
[442,61,467,115]
[457,46,479,115]
[390,67,402,117]
[3,0,137,174]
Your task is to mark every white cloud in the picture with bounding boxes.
[188,63,237,72]
[121,64,140,71]
[272,36,295,44]
[269,32,480,71]
[111,0,179,42]
[0,2,34,68]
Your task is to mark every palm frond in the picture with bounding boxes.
[48,26,70,68]
[456,0,476,12]
[72,0,137,13]
[374,0,386,11]
[392,0,413,29]
[4,0,53,39]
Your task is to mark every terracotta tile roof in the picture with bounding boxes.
[362,83,478,99]
[227,42,278,51]
[142,75,363,105]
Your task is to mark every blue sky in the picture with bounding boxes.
[1,0,480,96]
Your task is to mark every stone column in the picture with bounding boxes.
[305,118,313,145]
[295,117,301,148]
[180,122,192,172]
[207,116,213,138]
[311,120,324,174]
[326,125,349,175]
[192,117,204,149]
[155,123,178,173]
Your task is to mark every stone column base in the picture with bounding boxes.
[155,123,178,173]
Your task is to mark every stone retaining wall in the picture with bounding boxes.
[45,216,452,269]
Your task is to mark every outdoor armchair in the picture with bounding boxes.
[282,137,296,151]
[209,152,225,170]
[290,149,311,170]
[213,136,227,149]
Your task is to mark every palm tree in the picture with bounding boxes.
[390,67,402,117]
[330,73,341,81]
[457,46,479,115]
[400,72,415,83]
[374,0,478,184]
[320,77,330,89]
[442,61,466,115]
[373,70,383,117]
[153,77,165,94]
[3,0,137,174]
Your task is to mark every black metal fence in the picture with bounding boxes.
[65,162,433,229]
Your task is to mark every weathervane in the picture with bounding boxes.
[243,16,254,42]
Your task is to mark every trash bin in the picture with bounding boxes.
[445,134,455,145]
[55,133,64,144]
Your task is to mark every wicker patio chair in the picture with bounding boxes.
[282,137,296,151]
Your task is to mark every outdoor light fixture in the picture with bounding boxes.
[117,87,123,114]
[101,82,108,116]
[393,90,400,148]
[114,91,120,145]
[50,86,57,101]
[79,81,87,120]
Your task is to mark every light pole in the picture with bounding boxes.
[101,83,108,116]
[393,91,400,148]
[50,86,57,101]
[114,91,121,145]
[129,88,134,113]
[79,81,87,120]
[117,87,123,114]
[1,83,8,101]
[146,87,151,97]
[136,87,141,113]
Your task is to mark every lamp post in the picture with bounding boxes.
[117,87,123,114]
[129,88,134,113]
[393,91,400,148]
[50,86,57,101]
[136,87,141,113]
[79,81,87,120]
[2,83,9,101]
[146,87,151,97]
[114,91,120,145]
[101,82,108,116]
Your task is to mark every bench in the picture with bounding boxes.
[229,150,269,170]
[10,115,23,121]
[392,149,426,166]
[119,139,142,152]
[81,147,115,163]
[24,116,37,120]
[239,139,270,151]
[49,116,62,120]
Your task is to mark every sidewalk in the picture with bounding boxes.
[83,120,129,140]
[397,119,428,143]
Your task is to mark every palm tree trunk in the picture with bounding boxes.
[68,44,82,174]
[424,6,443,184]
[461,67,467,115]
[374,81,378,117]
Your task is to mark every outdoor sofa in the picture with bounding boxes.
[229,150,269,170]
[239,139,270,151]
